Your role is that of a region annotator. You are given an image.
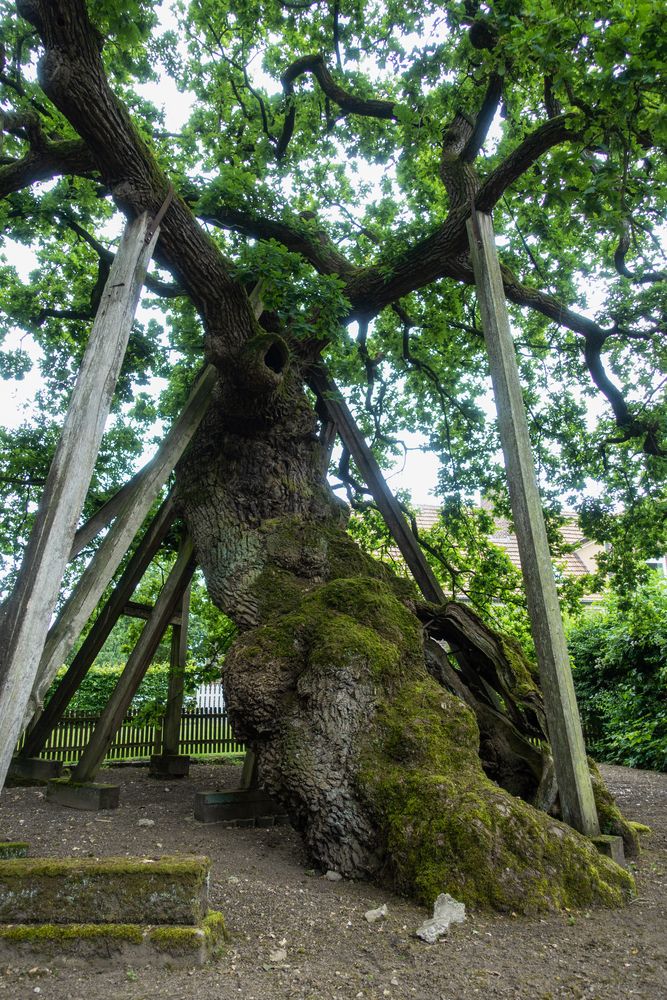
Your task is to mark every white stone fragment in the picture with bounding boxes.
[137,818,155,827]
[324,870,343,881]
[415,893,465,943]
[364,903,388,923]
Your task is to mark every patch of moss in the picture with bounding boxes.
[149,910,227,957]
[0,923,143,944]
[359,673,635,913]
[47,777,117,790]
[254,564,311,620]
[0,855,209,880]
[149,926,204,954]
[304,577,422,665]
[498,633,541,698]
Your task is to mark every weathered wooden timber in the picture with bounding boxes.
[0,214,159,789]
[70,536,197,784]
[466,209,599,837]
[19,496,176,761]
[308,364,446,605]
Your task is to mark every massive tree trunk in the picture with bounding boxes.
[177,354,636,912]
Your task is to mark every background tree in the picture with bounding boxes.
[0,0,663,909]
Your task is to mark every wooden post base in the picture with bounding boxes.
[46,778,120,811]
[194,789,289,827]
[6,757,62,786]
[591,834,626,866]
[148,754,191,779]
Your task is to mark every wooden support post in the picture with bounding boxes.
[466,209,599,837]
[308,365,446,605]
[28,364,217,723]
[122,600,182,625]
[69,469,145,560]
[20,496,176,760]
[71,536,197,783]
[161,581,191,757]
[239,749,258,790]
[0,213,159,788]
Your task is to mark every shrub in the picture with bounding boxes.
[45,663,205,717]
[568,578,667,771]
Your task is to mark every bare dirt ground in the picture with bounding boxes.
[0,760,665,1000]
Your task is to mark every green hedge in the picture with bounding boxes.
[45,664,205,717]
[568,578,667,772]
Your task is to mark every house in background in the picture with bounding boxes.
[413,503,604,594]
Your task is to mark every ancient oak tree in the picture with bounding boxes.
[0,0,664,908]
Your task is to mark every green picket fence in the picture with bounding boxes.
[17,708,244,765]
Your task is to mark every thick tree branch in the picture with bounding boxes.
[199,203,356,278]
[476,115,581,211]
[462,73,503,162]
[0,137,95,198]
[277,53,398,159]
[614,219,666,283]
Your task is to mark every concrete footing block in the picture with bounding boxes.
[194,788,289,827]
[591,834,626,866]
[46,778,120,811]
[6,757,63,785]
[149,754,190,779]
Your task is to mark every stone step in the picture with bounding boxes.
[194,788,289,826]
[0,911,227,969]
[0,855,209,926]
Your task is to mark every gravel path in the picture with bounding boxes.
[0,761,665,1000]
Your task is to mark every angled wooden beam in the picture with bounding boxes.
[466,208,599,837]
[161,579,191,758]
[29,284,266,719]
[26,363,217,724]
[71,535,197,783]
[19,495,176,760]
[123,600,182,626]
[308,365,446,605]
[0,213,159,788]
[69,470,144,560]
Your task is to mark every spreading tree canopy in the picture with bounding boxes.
[0,0,664,910]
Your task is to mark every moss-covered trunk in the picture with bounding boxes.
[177,362,635,912]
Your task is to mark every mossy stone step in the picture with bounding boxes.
[0,855,210,926]
[0,911,227,968]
